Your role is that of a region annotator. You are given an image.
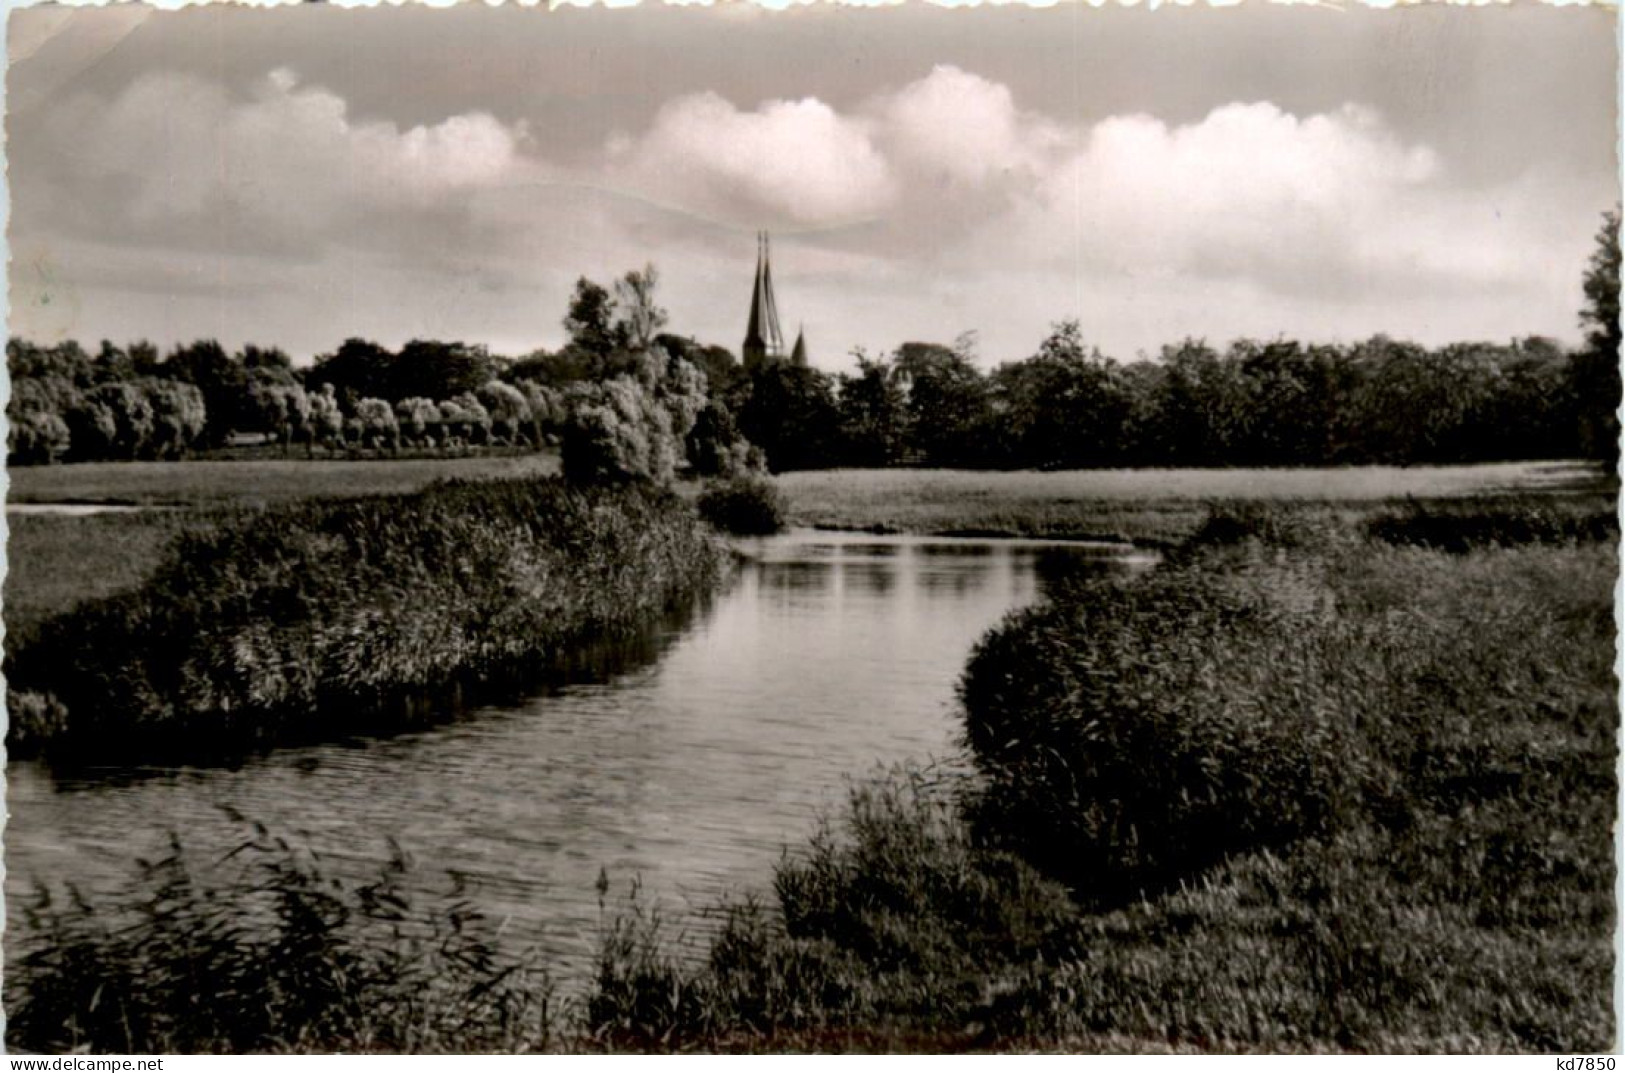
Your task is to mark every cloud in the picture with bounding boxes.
[32,68,526,247]
[608,91,895,228]
[870,64,1064,190]
[960,98,1575,310]
[9,59,1604,366]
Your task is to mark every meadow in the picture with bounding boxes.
[774,461,1605,541]
[7,452,560,507]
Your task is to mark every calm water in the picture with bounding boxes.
[6,530,1149,977]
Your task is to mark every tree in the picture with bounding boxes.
[994,321,1130,469]
[308,338,396,405]
[562,278,628,362]
[510,381,564,446]
[7,378,72,463]
[837,352,910,467]
[613,265,670,352]
[437,393,492,445]
[141,379,208,458]
[738,362,841,473]
[476,380,532,445]
[307,385,345,455]
[394,340,496,402]
[686,397,759,477]
[893,340,992,467]
[250,382,312,454]
[1574,209,1621,464]
[240,345,294,374]
[351,398,400,451]
[395,397,440,447]
[658,334,743,400]
[560,347,710,484]
[66,382,156,459]
[162,339,246,446]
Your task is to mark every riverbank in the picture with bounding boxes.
[9,495,1613,1052]
[577,500,1616,1051]
[5,454,562,641]
[6,477,724,762]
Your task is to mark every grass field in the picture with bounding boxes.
[774,461,1612,542]
[7,453,560,507]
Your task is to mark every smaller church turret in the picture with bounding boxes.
[790,325,808,367]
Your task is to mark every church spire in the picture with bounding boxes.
[790,323,808,367]
[742,231,785,370]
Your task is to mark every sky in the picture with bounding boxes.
[6,2,1619,371]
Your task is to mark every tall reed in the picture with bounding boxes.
[7,825,558,1053]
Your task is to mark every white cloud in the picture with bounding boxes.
[42,69,525,241]
[869,64,1064,189]
[609,91,895,228]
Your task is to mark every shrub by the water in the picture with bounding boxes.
[7,477,724,761]
[959,546,1363,906]
[7,829,556,1053]
[586,773,1083,1050]
[696,475,787,536]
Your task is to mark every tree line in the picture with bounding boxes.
[11,213,1620,473]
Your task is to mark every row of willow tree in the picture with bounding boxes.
[10,213,1622,473]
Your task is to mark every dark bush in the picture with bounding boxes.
[697,475,787,536]
[959,549,1364,907]
[1181,501,1337,554]
[1366,495,1617,552]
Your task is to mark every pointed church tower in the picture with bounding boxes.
[790,324,808,367]
[742,231,786,370]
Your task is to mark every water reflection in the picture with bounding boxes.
[7,529,1151,982]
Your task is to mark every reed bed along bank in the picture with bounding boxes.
[7,827,559,1054]
[6,477,725,762]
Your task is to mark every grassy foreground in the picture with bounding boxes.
[9,495,1611,1053]
[6,477,723,762]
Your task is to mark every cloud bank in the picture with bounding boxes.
[10,61,1606,365]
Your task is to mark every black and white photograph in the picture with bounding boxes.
[1,0,1618,1054]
